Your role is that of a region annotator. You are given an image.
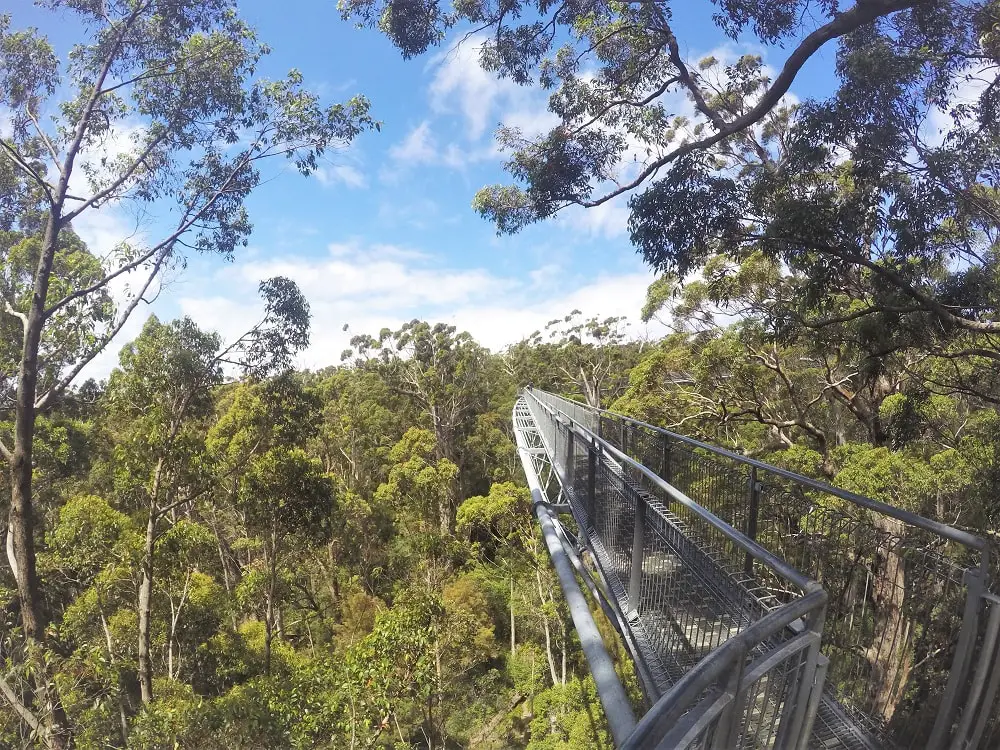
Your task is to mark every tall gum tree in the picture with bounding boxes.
[0,2,374,746]
[106,279,311,706]
[207,373,329,676]
[503,311,638,408]
[343,320,495,526]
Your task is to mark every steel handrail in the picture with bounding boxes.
[512,398,638,743]
[524,390,820,594]
[532,389,989,554]
[620,587,828,749]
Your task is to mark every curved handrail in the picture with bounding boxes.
[620,587,829,749]
[512,398,638,743]
[520,388,999,749]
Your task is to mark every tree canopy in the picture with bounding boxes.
[2,1,1000,748]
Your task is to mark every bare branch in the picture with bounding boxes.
[0,140,55,202]
[35,249,166,411]
[577,0,920,209]
[47,124,274,320]
[61,128,172,223]
[44,242,160,320]
[0,673,42,734]
[766,236,1000,334]
[56,2,150,210]
[1,298,28,329]
[929,347,1000,362]
[26,103,64,179]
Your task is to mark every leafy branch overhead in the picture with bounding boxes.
[347,0,1000,354]
[342,0,917,223]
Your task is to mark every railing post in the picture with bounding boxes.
[744,466,760,576]
[621,420,628,455]
[781,601,828,749]
[628,487,646,616]
[566,426,575,489]
[955,593,1000,748]
[928,568,988,750]
[968,595,1000,748]
[661,435,672,484]
[711,641,748,750]
[587,440,597,529]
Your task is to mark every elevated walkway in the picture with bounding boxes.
[513,389,1000,749]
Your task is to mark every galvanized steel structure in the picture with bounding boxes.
[512,389,1000,749]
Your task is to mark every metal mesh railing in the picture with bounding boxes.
[527,388,996,750]
[621,589,829,750]
[520,391,829,748]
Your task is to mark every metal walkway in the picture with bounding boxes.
[512,389,1000,749]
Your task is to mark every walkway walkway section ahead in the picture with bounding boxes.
[513,389,1000,749]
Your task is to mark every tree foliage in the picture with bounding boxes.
[3,1,1000,748]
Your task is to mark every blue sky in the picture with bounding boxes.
[12,0,842,377]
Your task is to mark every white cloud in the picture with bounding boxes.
[172,240,665,372]
[390,121,438,164]
[561,197,632,239]
[428,42,510,141]
[427,39,557,143]
[387,120,494,170]
[384,35,558,174]
[230,241,504,311]
[445,272,665,352]
[0,108,12,138]
[315,163,368,189]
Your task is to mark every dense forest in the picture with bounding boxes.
[3,0,1000,748]
[1,308,648,749]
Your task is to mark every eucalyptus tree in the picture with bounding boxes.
[208,373,331,675]
[0,2,374,743]
[343,321,494,502]
[504,311,637,407]
[106,279,309,706]
[631,251,920,462]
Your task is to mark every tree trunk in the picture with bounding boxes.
[580,367,600,408]
[264,588,274,675]
[138,510,156,703]
[5,525,18,582]
[510,577,516,656]
[438,492,451,537]
[865,516,912,722]
[8,210,70,749]
[536,571,559,686]
[434,636,444,743]
[469,693,526,746]
[264,528,278,676]
[167,571,192,681]
[98,604,130,747]
[560,619,567,686]
[326,541,341,618]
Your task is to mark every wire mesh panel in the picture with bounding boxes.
[620,589,829,750]
[526,389,995,750]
